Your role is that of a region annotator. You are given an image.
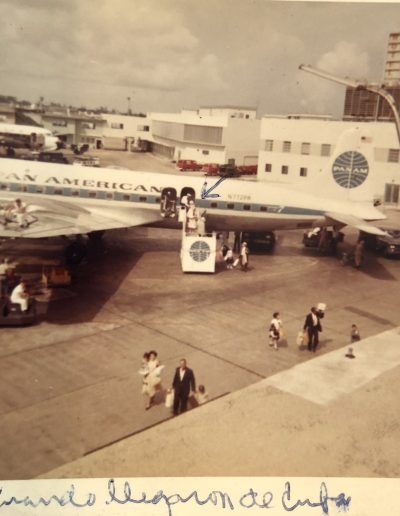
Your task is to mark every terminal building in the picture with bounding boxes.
[150,106,260,165]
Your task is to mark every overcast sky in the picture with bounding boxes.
[0,0,399,117]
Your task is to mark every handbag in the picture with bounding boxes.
[165,389,174,408]
[296,331,304,347]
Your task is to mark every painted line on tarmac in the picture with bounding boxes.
[263,327,400,405]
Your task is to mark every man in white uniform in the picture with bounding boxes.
[10,280,29,312]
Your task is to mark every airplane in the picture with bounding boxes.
[0,122,62,153]
[0,125,387,265]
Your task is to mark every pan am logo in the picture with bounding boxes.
[332,151,369,188]
[190,240,211,262]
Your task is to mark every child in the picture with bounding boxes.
[195,385,209,405]
[350,324,361,342]
[224,247,234,269]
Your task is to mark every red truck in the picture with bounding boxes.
[177,159,203,171]
[202,163,220,175]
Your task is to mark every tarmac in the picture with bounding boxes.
[0,149,399,480]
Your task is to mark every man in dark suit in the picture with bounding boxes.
[303,306,322,352]
[172,358,196,415]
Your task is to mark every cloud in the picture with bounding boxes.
[295,41,371,115]
[0,0,226,108]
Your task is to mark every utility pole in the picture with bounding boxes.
[299,64,400,146]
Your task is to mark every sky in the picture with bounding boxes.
[0,0,400,117]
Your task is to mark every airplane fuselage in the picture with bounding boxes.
[0,158,385,235]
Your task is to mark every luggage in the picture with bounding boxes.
[165,389,174,408]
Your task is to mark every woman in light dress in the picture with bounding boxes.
[140,350,164,410]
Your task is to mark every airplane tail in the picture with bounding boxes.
[315,125,376,204]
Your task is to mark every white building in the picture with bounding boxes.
[150,106,260,165]
[258,115,400,206]
[96,114,151,151]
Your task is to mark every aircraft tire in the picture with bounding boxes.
[65,241,87,266]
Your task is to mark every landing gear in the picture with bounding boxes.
[88,230,105,242]
[65,240,87,266]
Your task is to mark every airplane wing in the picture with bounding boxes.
[325,211,388,236]
[0,193,162,238]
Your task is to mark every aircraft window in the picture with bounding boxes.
[260,206,268,212]
[22,186,28,192]
[11,184,21,192]
[139,196,147,202]
[227,203,234,209]
[89,192,96,198]
[54,189,63,195]
[155,197,161,202]
[0,184,7,190]
[123,194,130,201]
[106,193,113,200]
[243,204,251,211]
[265,163,272,172]
[72,190,80,197]
[36,186,43,193]
[210,202,218,208]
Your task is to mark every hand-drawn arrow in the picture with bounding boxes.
[201,176,228,199]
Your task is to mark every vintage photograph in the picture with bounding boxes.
[0,0,399,483]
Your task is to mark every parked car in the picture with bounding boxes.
[73,155,100,167]
[202,163,220,175]
[177,159,203,171]
[361,227,400,258]
[242,231,276,251]
[303,227,344,254]
[237,164,258,175]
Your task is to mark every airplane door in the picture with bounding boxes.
[160,188,177,218]
[180,187,196,205]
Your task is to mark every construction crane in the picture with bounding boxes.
[299,63,400,145]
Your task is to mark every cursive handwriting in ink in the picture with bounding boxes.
[106,478,234,516]
[240,487,274,509]
[282,481,351,514]
[0,484,96,508]
[201,176,228,199]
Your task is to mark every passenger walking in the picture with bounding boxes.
[303,306,322,352]
[140,350,164,410]
[350,324,361,342]
[269,311,282,350]
[239,241,249,271]
[171,358,196,415]
[224,247,234,269]
[354,240,364,269]
[186,200,198,234]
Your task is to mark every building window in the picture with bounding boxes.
[283,141,291,152]
[265,163,272,172]
[300,167,308,177]
[388,149,400,162]
[202,150,209,155]
[245,114,249,119]
[265,140,273,151]
[52,120,68,127]
[281,165,288,175]
[137,125,150,131]
[321,144,331,156]
[111,123,124,129]
[301,142,310,155]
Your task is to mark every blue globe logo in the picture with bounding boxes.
[332,151,369,188]
[189,240,211,262]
